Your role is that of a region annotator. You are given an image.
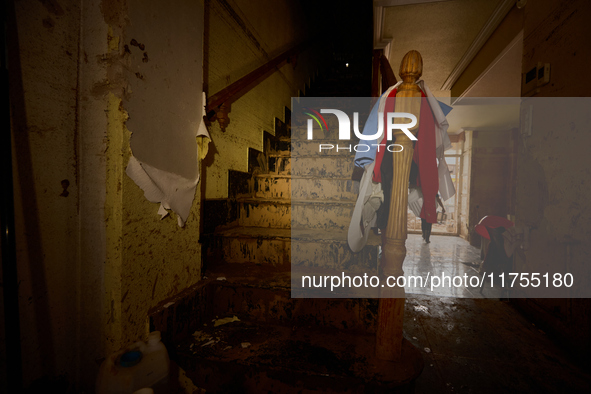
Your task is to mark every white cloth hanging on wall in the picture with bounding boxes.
[126,92,211,227]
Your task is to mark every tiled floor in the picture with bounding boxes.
[403,234,504,298]
[401,234,590,393]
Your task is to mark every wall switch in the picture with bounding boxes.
[536,62,550,86]
[522,62,550,95]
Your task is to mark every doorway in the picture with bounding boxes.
[407,140,463,236]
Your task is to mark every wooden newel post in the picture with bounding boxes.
[376,50,423,361]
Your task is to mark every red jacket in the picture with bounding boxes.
[372,88,439,224]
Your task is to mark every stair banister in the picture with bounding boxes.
[379,54,397,94]
[205,40,312,132]
[376,50,422,361]
[371,51,397,98]
[371,50,381,97]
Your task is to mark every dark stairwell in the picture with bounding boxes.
[145,6,428,391]
[147,60,427,391]
[147,2,591,392]
[147,65,591,392]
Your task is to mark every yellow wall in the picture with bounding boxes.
[203,0,317,199]
[100,0,206,386]
[451,6,524,98]
[6,0,82,388]
[6,0,318,390]
[6,0,205,390]
[104,95,202,351]
[383,0,499,98]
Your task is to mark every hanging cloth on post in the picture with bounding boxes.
[371,91,438,224]
[348,81,455,251]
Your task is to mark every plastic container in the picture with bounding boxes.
[96,331,170,394]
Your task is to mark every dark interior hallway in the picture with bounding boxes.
[153,48,590,390]
[153,230,591,393]
[3,0,591,392]
[405,289,591,392]
[404,234,590,392]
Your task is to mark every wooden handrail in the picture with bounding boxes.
[379,54,397,92]
[206,40,312,131]
[371,52,397,98]
[371,50,381,97]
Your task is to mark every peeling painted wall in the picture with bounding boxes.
[103,0,205,366]
[7,0,205,390]
[7,0,314,387]
[125,0,203,182]
[203,0,318,199]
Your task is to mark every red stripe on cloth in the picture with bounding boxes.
[372,89,439,224]
[413,92,438,223]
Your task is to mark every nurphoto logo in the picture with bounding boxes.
[303,107,416,153]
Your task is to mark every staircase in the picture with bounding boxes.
[212,112,381,275]
[149,75,423,392]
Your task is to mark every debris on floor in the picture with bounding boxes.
[192,331,211,342]
[213,315,240,327]
[414,305,429,313]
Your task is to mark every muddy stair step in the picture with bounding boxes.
[149,263,381,351]
[235,198,358,230]
[259,154,358,178]
[206,227,380,271]
[198,263,380,330]
[175,319,421,393]
[254,174,359,201]
[148,265,423,393]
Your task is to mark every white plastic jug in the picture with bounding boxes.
[96,331,170,394]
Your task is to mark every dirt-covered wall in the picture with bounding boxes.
[467,129,515,246]
[5,0,206,391]
[512,0,591,356]
[5,0,83,390]
[104,0,205,355]
[203,0,318,199]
